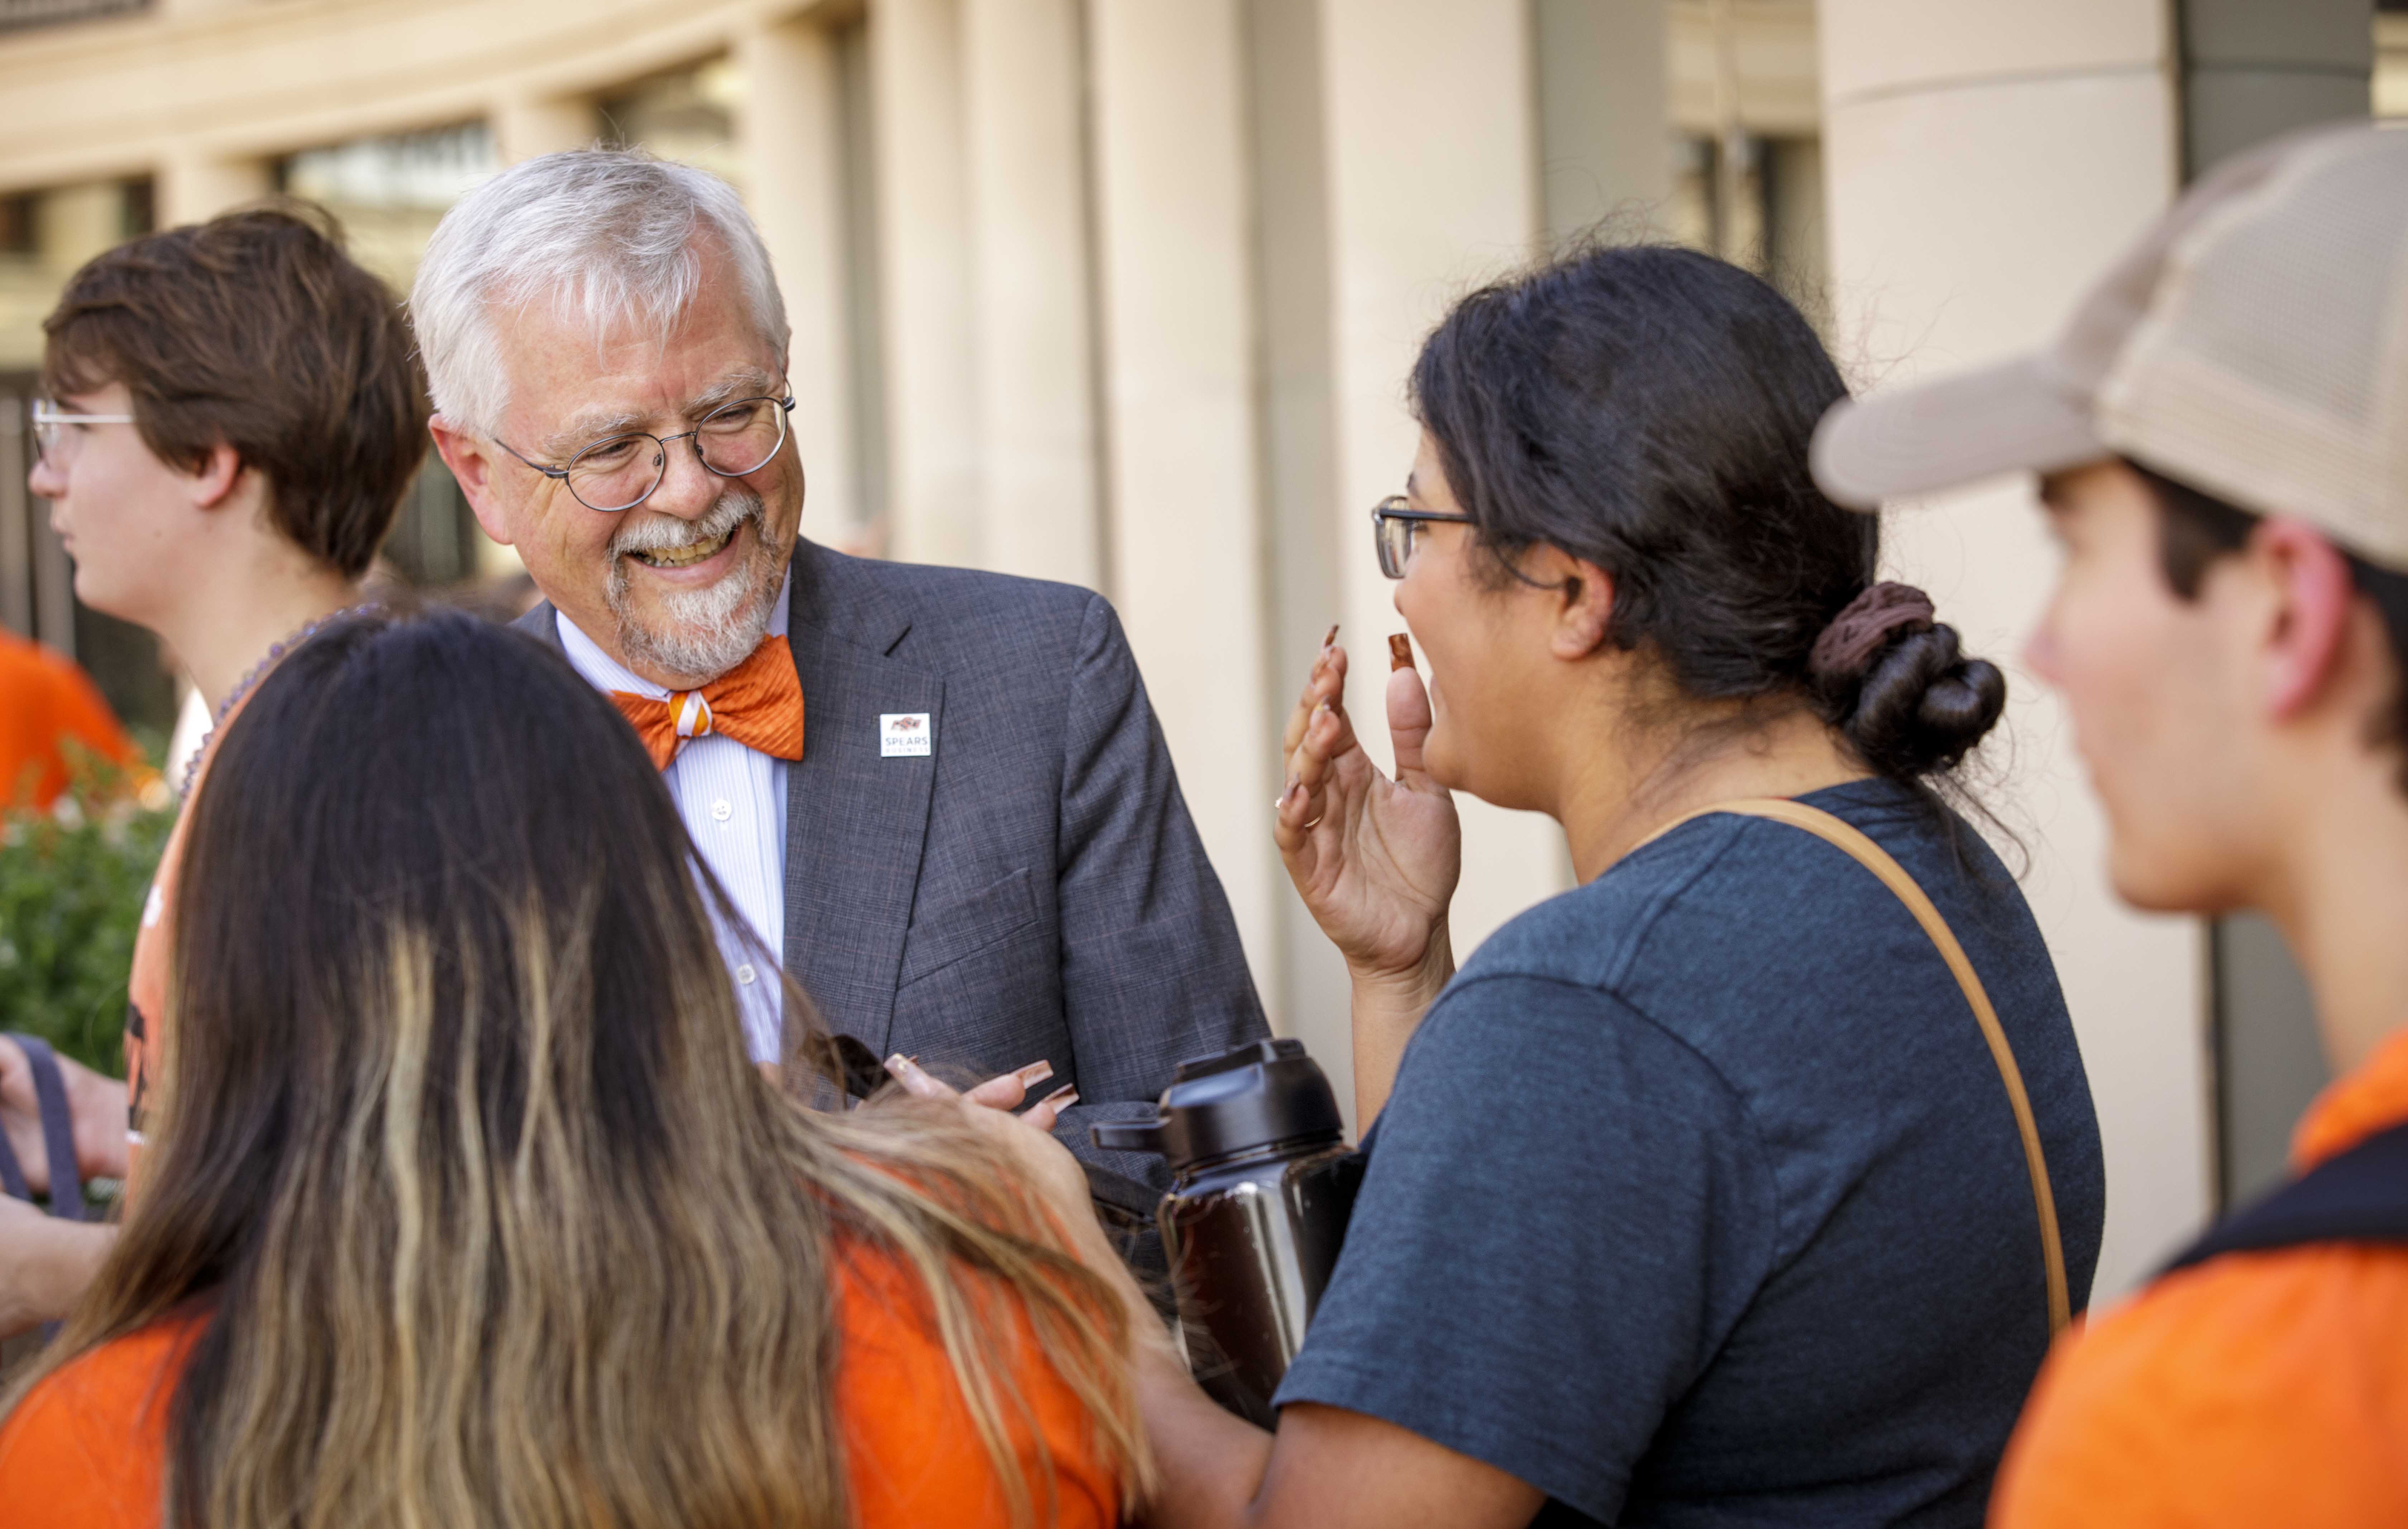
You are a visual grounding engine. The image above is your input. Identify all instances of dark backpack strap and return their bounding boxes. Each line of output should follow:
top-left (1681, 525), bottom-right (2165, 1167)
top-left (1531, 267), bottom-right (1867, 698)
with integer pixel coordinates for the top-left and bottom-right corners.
top-left (8, 1035), bottom-right (89, 1223)
top-left (0, 1081), bottom-right (28, 1204)
top-left (2163, 1119), bottom-right (2408, 1276)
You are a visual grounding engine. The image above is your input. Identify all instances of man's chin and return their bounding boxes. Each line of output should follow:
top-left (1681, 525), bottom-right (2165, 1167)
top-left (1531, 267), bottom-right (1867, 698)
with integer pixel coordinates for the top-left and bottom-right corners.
top-left (614, 566), bottom-right (784, 680)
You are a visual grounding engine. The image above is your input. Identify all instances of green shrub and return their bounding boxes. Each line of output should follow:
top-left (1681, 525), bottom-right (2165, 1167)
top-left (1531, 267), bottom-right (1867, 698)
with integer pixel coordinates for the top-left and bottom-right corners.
top-left (0, 748), bottom-right (173, 1077)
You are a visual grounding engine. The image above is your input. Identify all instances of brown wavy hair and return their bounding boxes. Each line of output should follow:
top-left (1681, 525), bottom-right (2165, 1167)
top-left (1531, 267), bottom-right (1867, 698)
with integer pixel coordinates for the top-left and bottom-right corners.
top-left (6, 608), bottom-right (1146, 1527)
top-left (42, 203), bottom-right (428, 579)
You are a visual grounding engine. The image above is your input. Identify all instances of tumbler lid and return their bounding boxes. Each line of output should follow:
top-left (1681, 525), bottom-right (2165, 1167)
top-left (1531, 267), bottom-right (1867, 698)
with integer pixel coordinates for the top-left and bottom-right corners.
top-left (1089, 1038), bottom-right (1343, 1171)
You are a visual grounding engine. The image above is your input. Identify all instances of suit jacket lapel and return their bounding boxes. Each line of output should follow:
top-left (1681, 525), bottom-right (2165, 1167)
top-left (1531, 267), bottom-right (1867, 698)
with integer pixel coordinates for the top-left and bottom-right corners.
top-left (779, 539), bottom-right (941, 1059)
top-left (512, 600), bottom-right (565, 653)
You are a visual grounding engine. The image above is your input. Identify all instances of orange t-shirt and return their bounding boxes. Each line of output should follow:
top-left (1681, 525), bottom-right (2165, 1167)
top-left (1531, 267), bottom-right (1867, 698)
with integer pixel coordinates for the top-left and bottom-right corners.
top-left (1988, 1027), bottom-right (2408, 1526)
top-left (0, 1240), bottom-right (1121, 1528)
top-left (0, 628), bottom-right (137, 811)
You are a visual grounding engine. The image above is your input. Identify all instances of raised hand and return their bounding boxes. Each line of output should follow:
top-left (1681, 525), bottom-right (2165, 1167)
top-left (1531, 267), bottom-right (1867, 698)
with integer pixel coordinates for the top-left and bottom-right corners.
top-left (1272, 634), bottom-right (1461, 988)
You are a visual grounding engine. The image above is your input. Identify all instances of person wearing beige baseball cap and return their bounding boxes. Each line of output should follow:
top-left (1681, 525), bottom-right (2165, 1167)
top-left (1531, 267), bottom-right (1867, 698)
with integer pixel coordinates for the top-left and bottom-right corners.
top-left (1814, 120), bottom-right (2408, 1526)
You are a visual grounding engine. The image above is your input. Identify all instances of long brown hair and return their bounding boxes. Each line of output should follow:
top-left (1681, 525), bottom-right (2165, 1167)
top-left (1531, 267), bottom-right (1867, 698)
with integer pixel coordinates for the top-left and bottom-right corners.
top-left (10, 608), bottom-right (1145, 1526)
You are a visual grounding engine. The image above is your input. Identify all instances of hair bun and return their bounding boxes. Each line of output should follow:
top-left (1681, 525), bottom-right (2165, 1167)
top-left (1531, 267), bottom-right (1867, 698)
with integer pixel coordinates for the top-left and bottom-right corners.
top-left (1824, 621), bottom-right (2007, 777)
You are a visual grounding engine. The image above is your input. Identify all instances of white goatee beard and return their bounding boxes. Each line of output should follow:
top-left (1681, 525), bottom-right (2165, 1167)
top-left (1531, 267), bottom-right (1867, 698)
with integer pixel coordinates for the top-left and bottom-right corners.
top-left (606, 490), bottom-right (786, 681)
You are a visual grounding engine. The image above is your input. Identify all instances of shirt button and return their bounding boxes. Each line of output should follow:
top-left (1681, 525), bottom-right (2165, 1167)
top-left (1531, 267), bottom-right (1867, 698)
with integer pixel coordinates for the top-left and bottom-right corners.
top-left (711, 798), bottom-right (733, 823)
top-left (736, 963), bottom-right (758, 986)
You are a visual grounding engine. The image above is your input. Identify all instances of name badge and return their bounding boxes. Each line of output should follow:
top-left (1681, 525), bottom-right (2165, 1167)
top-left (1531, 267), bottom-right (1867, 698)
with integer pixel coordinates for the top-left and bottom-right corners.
top-left (880, 713), bottom-right (932, 758)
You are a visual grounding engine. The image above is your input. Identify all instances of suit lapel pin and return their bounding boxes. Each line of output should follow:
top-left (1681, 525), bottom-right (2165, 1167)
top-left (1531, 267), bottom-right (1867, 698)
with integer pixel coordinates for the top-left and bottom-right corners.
top-left (880, 713), bottom-right (932, 758)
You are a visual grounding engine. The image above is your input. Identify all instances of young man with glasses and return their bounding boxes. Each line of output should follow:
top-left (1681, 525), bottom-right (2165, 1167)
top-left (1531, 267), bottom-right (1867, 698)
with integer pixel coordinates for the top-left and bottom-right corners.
top-left (1813, 122), bottom-right (2408, 1523)
top-left (10, 204), bottom-right (428, 1327)
top-left (417, 149), bottom-right (1265, 1173)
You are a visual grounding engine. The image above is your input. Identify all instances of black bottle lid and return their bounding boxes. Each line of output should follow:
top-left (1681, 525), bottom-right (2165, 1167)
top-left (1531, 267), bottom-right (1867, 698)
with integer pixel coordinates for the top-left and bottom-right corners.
top-left (1090, 1038), bottom-right (1344, 1172)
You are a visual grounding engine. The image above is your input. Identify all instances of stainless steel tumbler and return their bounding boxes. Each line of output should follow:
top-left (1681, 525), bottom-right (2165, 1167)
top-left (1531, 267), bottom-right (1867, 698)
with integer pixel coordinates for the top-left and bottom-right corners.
top-left (1093, 1038), bottom-right (1363, 1425)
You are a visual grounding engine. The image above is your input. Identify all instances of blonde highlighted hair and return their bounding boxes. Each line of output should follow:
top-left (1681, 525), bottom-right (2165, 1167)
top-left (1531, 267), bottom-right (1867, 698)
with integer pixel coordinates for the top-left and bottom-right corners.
top-left (6, 609), bottom-right (1147, 1527)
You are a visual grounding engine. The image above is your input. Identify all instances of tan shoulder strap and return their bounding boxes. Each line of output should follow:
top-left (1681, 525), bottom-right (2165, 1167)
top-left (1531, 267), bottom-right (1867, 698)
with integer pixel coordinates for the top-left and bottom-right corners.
top-left (1644, 797), bottom-right (2072, 1335)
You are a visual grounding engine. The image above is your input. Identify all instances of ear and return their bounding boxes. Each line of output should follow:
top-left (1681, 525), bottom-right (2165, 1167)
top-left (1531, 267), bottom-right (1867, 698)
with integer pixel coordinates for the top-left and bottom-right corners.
top-left (1532, 547), bottom-right (1616, 660)
top-left (430, 416), bottom-right (516, 548)
top-left (185, 443), bottom-right (244, 511)
top-left (2255, 517), bottom-right (2359, 720)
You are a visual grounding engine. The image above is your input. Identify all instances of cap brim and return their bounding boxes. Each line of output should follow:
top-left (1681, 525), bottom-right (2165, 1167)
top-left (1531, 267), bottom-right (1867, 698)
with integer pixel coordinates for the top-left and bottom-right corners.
top-left (1810, 354), bottom-right (2108, 510)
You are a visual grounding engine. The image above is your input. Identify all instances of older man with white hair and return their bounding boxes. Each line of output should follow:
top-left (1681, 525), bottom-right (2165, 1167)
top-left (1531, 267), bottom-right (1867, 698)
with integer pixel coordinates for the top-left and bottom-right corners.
top-left (418, 148), bottom-right (1266, 1173)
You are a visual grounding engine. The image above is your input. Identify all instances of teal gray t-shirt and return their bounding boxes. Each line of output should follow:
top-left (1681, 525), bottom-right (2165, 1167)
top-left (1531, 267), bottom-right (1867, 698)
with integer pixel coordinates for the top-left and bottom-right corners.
top-left (1273, 780), bottom-right (2104, 1526)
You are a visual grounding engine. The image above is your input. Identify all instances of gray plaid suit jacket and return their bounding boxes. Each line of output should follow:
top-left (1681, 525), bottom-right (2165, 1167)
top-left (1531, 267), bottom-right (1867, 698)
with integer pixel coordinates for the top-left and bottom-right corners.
top-left (515, 536), bottom-right (1269, 1181)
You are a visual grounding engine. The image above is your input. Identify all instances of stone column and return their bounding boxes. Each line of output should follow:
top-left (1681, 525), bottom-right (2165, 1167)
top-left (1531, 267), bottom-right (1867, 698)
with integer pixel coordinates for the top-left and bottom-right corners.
top-left (1318, 0), bottom-right (1570, 1000)
top-left (1087, 0), bottom-right (1278, 1014)
top-left (157, 150), bottom-right (272, 228)
top-left (735, 16), bottom-right (860, 540)
top-left (1818, 0), bottom-right (2199, 1295)
top-left (868, 0), bottom-right (981, 567)
top-left (1533, 0), bottom-right (1672, 245)
top-left (491, 93), bottom-right (598, 166)
top-left (962, 0), bottom-right (1102, 587)
top-left (36, 182), bottom-right (122, 275)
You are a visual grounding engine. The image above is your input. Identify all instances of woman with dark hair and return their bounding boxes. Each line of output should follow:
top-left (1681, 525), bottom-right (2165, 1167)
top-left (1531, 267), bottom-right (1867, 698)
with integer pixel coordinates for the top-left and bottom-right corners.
top-left (0, 610), bottom-right (1146, 1529)
top-left (904, 244), bottom-right (2107, 1528)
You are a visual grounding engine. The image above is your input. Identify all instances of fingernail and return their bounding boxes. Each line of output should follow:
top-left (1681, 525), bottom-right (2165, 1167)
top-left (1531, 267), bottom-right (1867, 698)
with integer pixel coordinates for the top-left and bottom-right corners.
top-left (1014, 1059), bottom-right (1055, 1088)
top-left (1389, 632), bottom-right (1415, 672)
top-left (885, 1053), bottom-right (923, 1081)
top-left (1312, 699), bottom-right (1329, 718)
top-left (1322, 623), bottom-right (1339, 650)
top-left (1037, 1084), bottom-right (1079, 1109)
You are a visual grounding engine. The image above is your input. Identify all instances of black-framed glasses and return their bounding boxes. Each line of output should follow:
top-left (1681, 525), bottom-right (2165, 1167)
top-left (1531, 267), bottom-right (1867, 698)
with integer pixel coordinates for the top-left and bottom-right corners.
top-left (499, 392), bottom-right (798, 513)
top-left (1371, 495), bottom-right (1475, 579)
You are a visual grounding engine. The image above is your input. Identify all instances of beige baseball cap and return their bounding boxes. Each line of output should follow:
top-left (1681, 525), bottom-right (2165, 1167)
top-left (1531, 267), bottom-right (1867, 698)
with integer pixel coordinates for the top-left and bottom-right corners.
top-left (1812, 120), bottom-right (2408, 572)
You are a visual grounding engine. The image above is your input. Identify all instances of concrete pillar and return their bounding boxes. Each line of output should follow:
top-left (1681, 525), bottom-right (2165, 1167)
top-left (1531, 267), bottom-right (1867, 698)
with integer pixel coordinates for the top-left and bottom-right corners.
top-left (491, 93), bottom-right (598, 166)
top-left (1319, 0), bottom-right (1570, 999)
top-left (1533, 0), bottom-right (1673, 245)
top-left (1087, 0), bottom-right (1279, 1016)
top-left (869, 0), bottom-right (981, 568)
top-left (1245, 0), bottom-right (1350, 1059)
top-left (37, 183), bottom-right (123, 275)
top-left (735, 17), bottom-right (860, 543)
top-left (961, 0), bottom-right (1102, 588)
top-left (157, 151), bottom-right (271, 227)
top-left (1818, 0), bottom-right (2201, 1295)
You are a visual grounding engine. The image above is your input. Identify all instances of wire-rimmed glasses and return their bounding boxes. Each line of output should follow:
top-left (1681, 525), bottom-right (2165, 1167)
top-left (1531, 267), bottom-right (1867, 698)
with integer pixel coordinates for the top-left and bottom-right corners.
top-left (500, 392), bottom-right (798, 513)
top-left (1371, 495), bottom-right (1476, 579)
top-left (30, 400), bottom-right (137, 470)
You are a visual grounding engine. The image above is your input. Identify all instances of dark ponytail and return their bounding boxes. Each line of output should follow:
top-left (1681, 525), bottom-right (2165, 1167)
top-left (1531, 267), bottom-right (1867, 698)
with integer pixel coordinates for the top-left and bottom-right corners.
top-left (1409, 242), bottom-right (2007, 793)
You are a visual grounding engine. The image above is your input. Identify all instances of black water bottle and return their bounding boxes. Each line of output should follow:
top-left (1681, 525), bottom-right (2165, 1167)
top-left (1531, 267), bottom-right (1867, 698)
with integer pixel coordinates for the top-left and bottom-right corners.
top-left (1093, 1038), bottom-right (1363, 1425)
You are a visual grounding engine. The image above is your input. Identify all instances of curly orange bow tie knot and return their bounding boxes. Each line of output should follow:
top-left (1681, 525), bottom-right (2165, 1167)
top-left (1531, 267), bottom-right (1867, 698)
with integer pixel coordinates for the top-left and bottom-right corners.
top-left (608, 634), bottom-right (805, 770)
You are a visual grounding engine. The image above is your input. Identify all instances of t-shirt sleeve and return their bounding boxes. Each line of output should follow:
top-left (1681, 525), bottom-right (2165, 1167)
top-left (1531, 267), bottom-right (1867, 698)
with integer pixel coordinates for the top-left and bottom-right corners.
top-left (1989, 1251), bottom-right (2408, 1528)
top-left (1273, 973), bottom-right (1779, 1523)
top-left (0, 1337), bottom-right (179, 1529)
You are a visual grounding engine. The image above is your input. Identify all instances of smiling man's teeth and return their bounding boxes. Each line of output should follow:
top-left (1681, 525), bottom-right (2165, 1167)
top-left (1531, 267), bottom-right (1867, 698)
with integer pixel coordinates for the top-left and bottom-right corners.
top-left (632, 526), bottom-right (735, 568)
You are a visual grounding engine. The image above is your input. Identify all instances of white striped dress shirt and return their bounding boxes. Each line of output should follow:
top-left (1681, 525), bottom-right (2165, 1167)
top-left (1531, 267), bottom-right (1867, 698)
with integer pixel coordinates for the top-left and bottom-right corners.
top-left (556, 571), bottom-right (792, 1062)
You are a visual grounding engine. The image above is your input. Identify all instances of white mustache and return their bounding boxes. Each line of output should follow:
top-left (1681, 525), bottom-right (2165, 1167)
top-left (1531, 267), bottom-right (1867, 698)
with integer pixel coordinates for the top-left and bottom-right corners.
top-left (608, 490), bottom-right (761, 556)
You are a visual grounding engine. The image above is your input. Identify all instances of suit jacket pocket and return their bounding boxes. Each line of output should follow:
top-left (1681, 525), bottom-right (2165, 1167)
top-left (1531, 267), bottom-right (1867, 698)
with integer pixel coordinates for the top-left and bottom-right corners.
top-left (898, 868), bottom-right (1040, 988)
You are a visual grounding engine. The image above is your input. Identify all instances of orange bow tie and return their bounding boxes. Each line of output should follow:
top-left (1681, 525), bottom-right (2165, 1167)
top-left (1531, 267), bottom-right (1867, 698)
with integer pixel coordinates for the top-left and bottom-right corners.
top-left (608, 634), bottom-right (805, 771)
